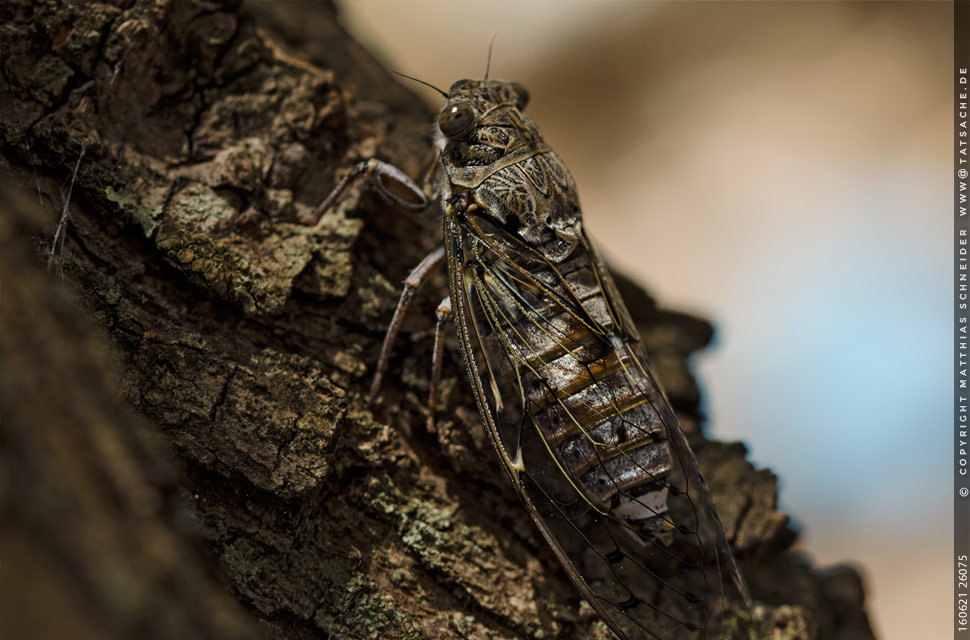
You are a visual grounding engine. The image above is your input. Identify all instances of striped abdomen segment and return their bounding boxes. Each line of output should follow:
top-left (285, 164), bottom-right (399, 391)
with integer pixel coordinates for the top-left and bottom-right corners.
top-left (491, 254), bottom-right (674, 526)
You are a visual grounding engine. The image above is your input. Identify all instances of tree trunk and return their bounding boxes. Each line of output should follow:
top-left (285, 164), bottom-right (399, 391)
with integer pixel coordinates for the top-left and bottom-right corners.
top-left (0, 1), bottom-right (875, 638)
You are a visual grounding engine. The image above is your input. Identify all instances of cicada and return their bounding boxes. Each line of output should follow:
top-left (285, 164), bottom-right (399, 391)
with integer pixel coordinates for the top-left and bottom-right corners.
top-left (313, 70), bottom-right (751, 639)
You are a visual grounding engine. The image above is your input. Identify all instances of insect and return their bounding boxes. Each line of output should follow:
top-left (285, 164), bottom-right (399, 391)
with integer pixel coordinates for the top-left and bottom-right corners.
top-left (311, 64), bottom-right (752, 639)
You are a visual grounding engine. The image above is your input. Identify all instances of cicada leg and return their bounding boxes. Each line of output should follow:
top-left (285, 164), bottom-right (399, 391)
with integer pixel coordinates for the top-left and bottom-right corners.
top-left (306, 158), bottom-right (430, 226)
top-left (368, 246), bottom-right (445, 401)
top-left (427, 296), bottom-right (452, 431)
top-left (307, 155), bottom-right (446, 408)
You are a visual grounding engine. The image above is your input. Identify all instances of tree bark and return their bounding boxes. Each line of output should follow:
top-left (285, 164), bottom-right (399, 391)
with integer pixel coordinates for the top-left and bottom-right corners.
top-left (0, 1), bottom-right (875, 638)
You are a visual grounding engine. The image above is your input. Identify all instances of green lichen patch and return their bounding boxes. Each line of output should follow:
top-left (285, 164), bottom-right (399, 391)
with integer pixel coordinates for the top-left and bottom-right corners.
top-left (43, 1), bottom-right (121, 76)
top-left (318, 575), bottom-right (423, 640)
top-left (721, 604), bottom-right (813, 640)
top-left (156, 182), bottom-right (310, 316)
top-left (156, 181), bottom-right (365, 315)
top-left (104, 183), bottom-right (166, 237)
top-left (165, 181), bottom-right (237, 231)
top-left (360, 473), bottom-right (548, 637)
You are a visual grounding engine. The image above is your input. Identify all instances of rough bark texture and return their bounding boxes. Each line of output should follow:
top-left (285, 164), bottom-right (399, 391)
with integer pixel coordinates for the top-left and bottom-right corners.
top-left (0, 1), bottom-right (875, 639)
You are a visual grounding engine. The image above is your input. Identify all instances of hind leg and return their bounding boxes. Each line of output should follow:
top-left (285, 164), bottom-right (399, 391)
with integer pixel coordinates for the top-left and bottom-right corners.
top-left (426, 296), bottom-right (452, 430)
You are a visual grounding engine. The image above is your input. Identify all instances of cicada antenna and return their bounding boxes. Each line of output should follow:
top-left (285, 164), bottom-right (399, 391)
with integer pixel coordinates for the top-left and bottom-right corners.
top-left (483, 32), bottom-right (499, 79)
top-left (393, 70), bottom-right (448, 98)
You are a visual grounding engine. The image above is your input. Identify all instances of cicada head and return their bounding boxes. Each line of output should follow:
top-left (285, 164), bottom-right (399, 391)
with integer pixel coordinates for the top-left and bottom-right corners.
top-left (435, 79), bottom-right (583, 263)
top-left (434, 79), bottom-right (538, 151)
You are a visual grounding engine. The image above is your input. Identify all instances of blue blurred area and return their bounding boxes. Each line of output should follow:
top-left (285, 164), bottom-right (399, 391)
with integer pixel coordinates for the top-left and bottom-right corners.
top-left (700, 170), bottom-right (949, 528)
top-left (713, 220), bottom-right (947, 521)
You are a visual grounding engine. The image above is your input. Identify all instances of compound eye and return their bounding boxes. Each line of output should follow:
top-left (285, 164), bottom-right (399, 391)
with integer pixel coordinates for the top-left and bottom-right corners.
top-left (438, 102), bottom-right (477, 137)
top-left (509, 81), bottom-right (530, 110)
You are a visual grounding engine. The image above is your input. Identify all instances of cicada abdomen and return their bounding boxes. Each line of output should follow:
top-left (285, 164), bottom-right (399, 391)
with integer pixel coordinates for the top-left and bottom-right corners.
top-left (435, 79), bottom-right (750, 639)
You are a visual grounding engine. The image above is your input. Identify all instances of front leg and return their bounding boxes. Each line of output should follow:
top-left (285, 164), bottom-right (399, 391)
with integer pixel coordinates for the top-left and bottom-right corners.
top-left (306, 158), bottom-right (430, 226)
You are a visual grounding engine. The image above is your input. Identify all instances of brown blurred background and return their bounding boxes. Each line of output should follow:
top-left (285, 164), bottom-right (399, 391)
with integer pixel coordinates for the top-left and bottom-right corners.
top-left (336, 1), bottom-right (952, 638)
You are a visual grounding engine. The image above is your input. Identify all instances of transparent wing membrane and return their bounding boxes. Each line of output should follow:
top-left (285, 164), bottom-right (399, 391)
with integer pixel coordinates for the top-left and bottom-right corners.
top-left (447, 210), bottom-right (745, 639)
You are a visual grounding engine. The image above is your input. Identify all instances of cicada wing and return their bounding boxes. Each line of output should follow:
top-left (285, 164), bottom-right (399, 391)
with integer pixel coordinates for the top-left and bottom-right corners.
top-left (445, 211), bottom-right (747, 639)
top-left (583, 231), bottom-right (753, 613)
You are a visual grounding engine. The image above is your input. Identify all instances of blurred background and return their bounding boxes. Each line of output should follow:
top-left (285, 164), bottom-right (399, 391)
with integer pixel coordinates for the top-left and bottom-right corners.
top-left (336, 1), bottom-right (951, 638)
